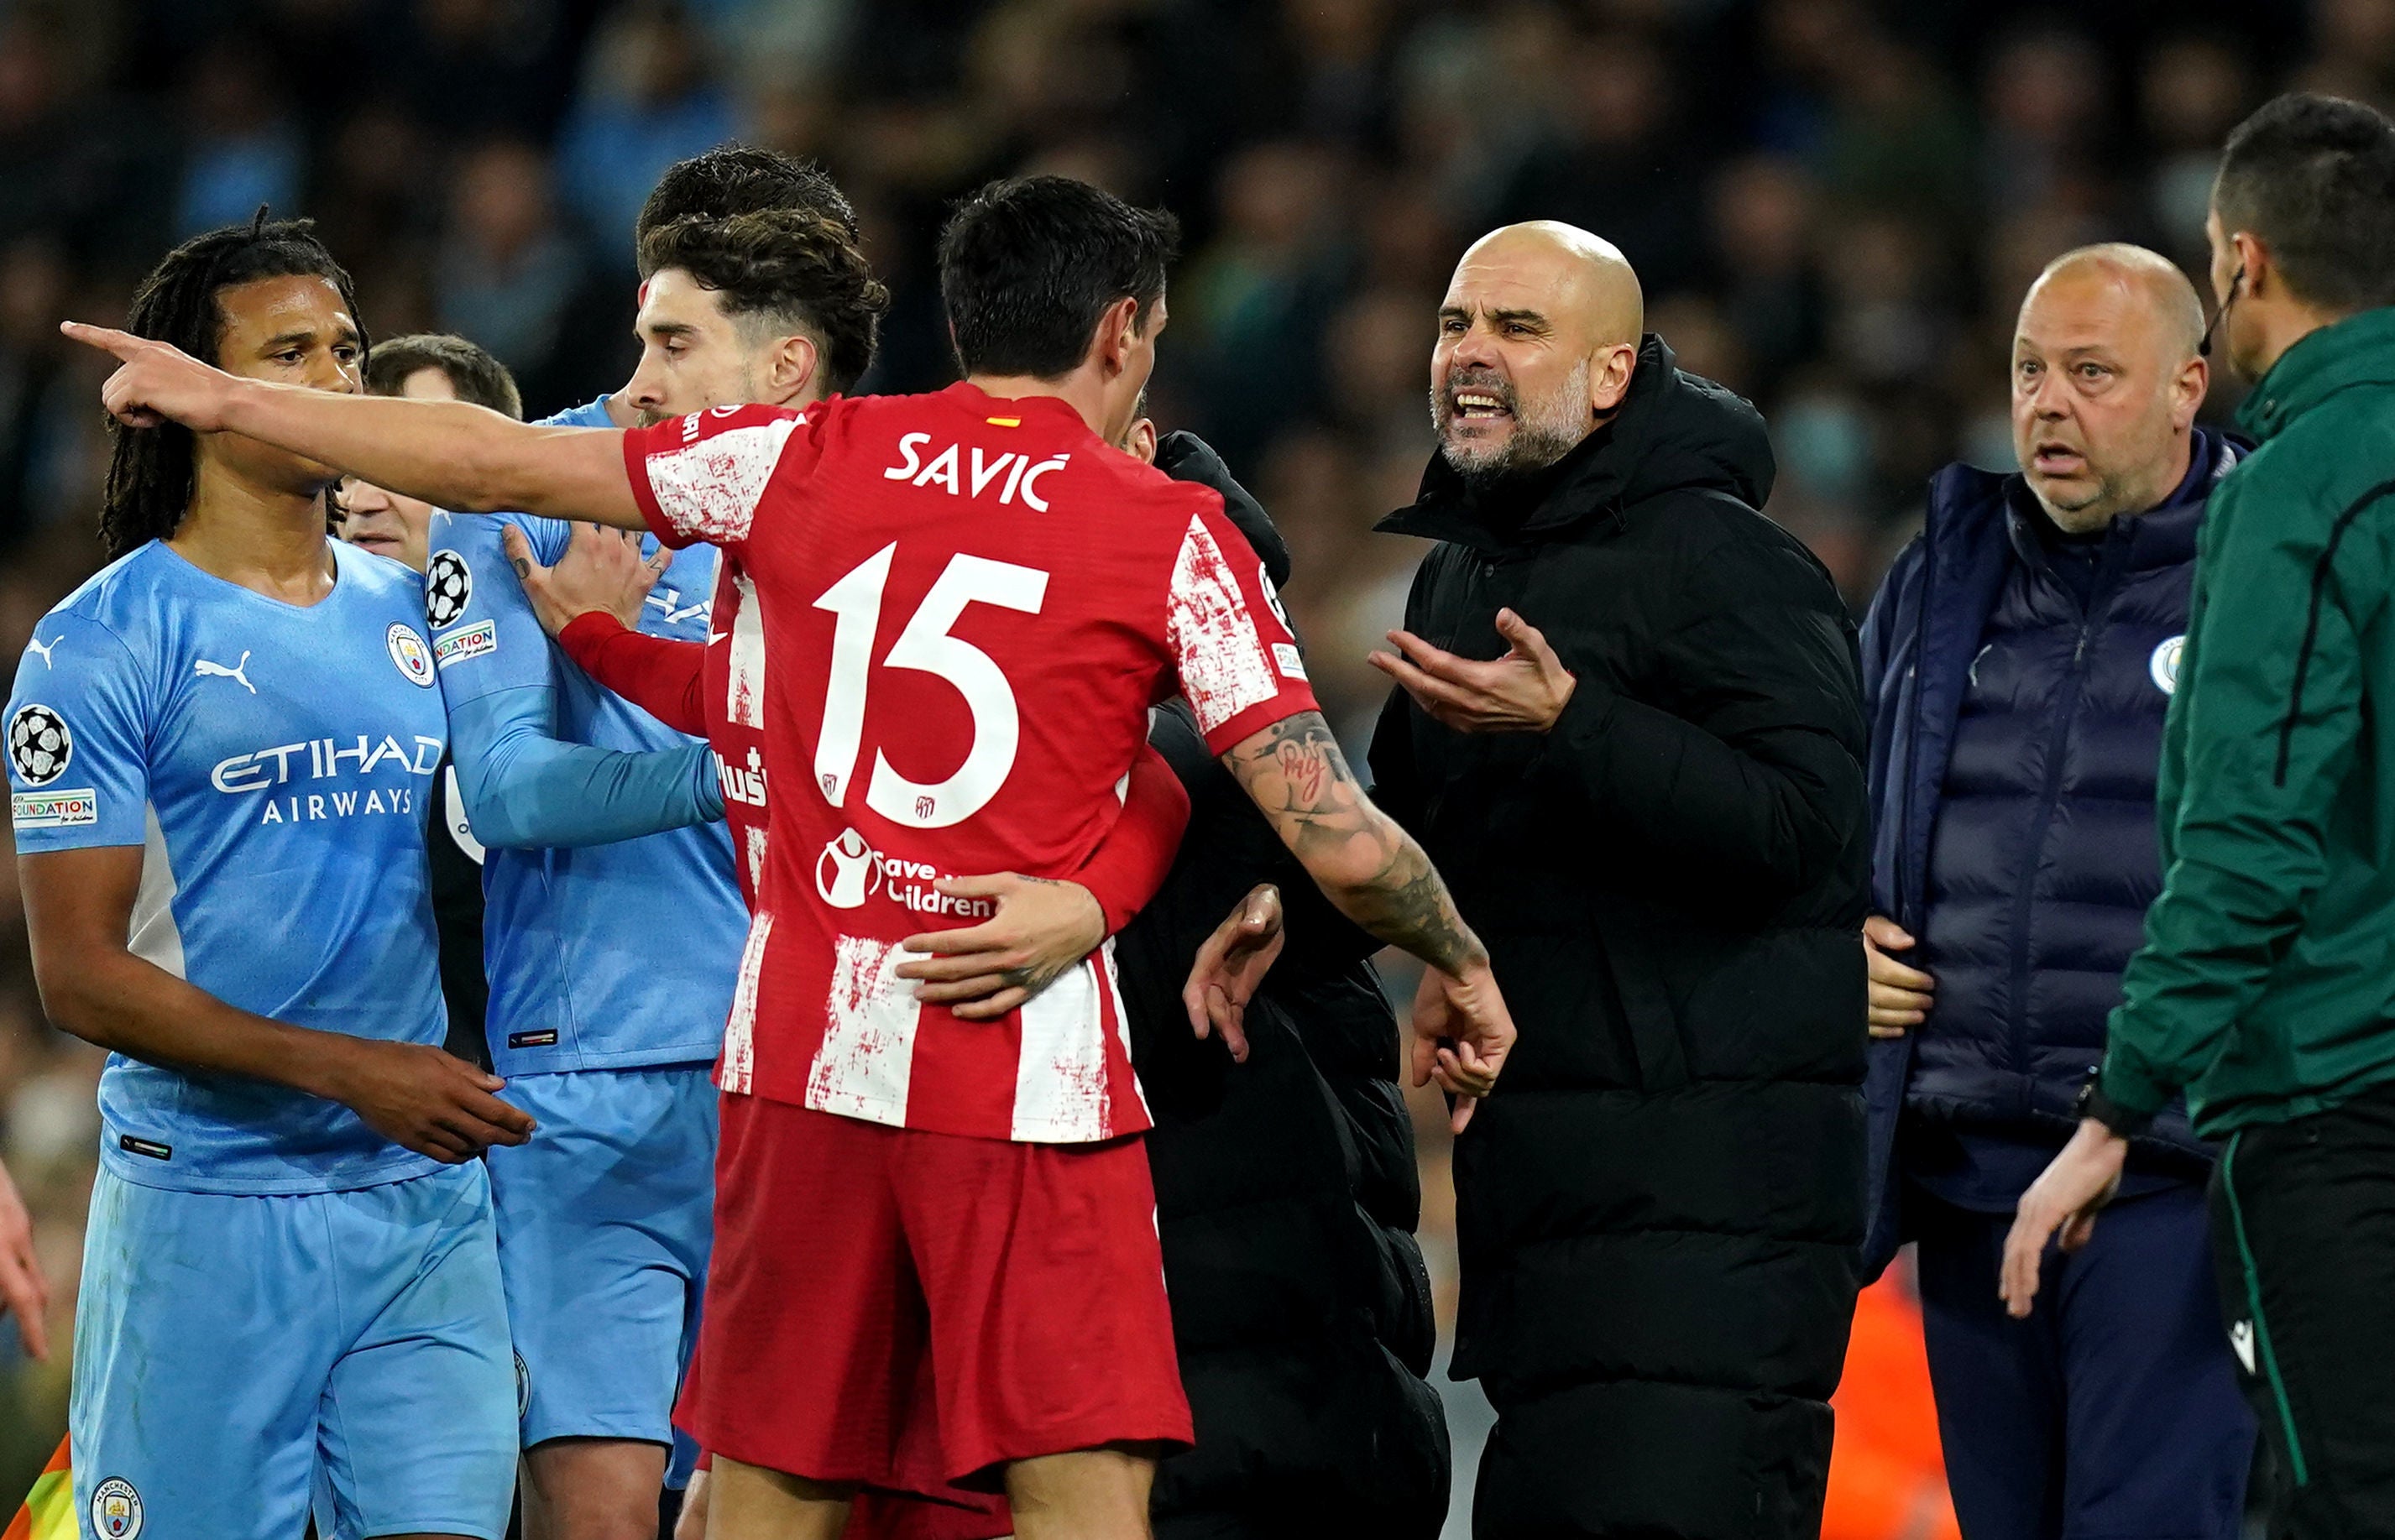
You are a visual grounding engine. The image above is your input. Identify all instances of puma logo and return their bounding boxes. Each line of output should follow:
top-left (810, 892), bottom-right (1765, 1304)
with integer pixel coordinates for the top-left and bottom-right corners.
top-left (24, 635), bottom-right (60, 669)
top-left (194, 651), bottom-right (256, 693)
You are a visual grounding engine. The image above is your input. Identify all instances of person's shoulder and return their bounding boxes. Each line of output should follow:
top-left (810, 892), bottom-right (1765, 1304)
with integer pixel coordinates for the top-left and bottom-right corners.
top-left (1638, 488), bottom-right (1846, 610)
top-left (332, 539), bottom-right (431, 606)
top-left (48, 544), bottom-right (175, 645)
top-left (2224, 412), bottom-right (2392, 530)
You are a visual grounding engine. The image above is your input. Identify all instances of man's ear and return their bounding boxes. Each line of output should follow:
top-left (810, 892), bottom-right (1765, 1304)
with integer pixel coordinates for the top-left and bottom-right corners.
top-left (1590, 342), bottom-right (1638, 415)
top-left (764, 331), bottom-right (822, 405)
top-left (2173, 352), bottom-right (2209, 428)
top-left (2232, 230), bottom-right (2272, 302)
top-left (1091, 295), bottom-right (1143, 378)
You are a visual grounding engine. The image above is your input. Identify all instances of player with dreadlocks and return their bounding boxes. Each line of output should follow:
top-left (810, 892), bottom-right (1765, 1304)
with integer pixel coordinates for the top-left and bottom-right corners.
top-left (7, 214), bottom-right (527, 1540)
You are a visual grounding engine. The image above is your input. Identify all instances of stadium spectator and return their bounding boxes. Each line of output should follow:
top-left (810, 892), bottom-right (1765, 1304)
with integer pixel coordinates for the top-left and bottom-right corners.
top-left (557, 3), bottom-right (736, 261)
top-left (1367, 221), bottom-right (1868, 1537)
top-left (1859, 243), bottom-right (2256, 1540)
top-left (2004, 93), bottom-right (2395, 1540)
top-left (434, 138), bottom-right (588, 404)
top-left (172, 39), bottom-right (304, 239)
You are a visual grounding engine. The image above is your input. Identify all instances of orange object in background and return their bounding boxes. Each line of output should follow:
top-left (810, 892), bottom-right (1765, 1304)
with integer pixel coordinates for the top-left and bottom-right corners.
top-left (1824, 1266), bottom-right (1964, 1540)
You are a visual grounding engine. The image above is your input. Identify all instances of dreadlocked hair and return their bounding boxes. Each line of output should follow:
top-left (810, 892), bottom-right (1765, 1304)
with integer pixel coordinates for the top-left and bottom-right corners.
top-left (99, 211), bottom-right (368, 562)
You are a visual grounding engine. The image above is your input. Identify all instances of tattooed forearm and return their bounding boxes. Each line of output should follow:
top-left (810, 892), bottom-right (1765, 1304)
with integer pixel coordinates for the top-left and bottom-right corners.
top-left (1223, 711), bottom-right (1487, 974)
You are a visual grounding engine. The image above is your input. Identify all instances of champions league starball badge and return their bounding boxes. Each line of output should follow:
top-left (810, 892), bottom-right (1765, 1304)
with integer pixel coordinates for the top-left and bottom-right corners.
top-left (8, 703), bottom-right (71, 786)
top-left (425, 549), bottom-right (474, 629)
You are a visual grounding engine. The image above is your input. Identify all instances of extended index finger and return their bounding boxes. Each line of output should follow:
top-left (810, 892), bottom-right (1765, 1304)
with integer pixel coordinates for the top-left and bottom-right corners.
top-left (60, 321), bottom-right (145, 361)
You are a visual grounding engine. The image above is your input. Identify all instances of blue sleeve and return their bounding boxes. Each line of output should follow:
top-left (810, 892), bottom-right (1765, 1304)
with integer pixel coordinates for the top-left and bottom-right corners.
top-left (429, 511), bottom-right (723, 848)
top-left (7, 613), bottom-right (151, 851)
top-left (446, 685), bottom-right (723, 848)
top-left (424, 511), bottom-right (563, 706)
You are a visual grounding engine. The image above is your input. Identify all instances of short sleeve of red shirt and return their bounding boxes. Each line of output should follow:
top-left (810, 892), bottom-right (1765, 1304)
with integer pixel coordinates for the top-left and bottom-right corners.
top-left (1164, 496), bottom-right (1320, 754)
top-left (620, 402), bottom-right (811, 551)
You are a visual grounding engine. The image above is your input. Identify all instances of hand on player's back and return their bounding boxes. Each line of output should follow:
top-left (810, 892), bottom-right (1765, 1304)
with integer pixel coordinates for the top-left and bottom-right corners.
top-left (504, 521), bottom-right (672, 638)
top-left (323, 1039), bottom-right (536, 1162)
top-left (895, 874), bottom-right (1107, 1021)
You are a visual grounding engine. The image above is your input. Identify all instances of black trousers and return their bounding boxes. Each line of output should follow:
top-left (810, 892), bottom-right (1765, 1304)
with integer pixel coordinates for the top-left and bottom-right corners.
top-left (2209, 1082), bottom-right (2395, 1540)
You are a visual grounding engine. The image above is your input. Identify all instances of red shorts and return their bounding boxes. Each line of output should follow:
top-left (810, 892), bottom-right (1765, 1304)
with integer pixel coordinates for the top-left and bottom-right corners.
top-left (681, 1094), bottom-right (1191, 1495)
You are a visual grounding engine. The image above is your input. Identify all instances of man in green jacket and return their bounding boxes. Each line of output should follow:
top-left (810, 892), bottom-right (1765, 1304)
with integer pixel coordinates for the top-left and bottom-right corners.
top-left (2002, 92), bottom-right (2395, 1539)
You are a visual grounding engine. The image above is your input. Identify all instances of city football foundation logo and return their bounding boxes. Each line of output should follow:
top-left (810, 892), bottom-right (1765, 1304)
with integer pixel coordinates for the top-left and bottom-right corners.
top-left (2150, 634), bottom-right (2185, 696)
top-left (8, 703), bottom-right (71, 785)
top-left (818, 829), bottom-right (882, 908)
top-left (387, 623), bottom-right (437, 687)
top-left (91, 1476), bottom-right (144, 1538)
top-left (425, 549), bottom-right (473, 629)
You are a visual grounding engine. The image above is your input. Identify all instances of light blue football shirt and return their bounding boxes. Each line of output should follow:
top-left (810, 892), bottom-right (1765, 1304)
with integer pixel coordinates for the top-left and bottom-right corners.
top-left (6, 540), bottom-right (452, 1194)
top-left (431, 397), bottom-right (745, 1077)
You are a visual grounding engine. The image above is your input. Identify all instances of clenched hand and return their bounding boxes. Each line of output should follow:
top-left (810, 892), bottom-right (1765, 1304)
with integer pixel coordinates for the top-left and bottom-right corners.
top-left (1413, 963), bottom-right (1514, 1133)
top-left (1864, 915), bottom-right (1934, 1038)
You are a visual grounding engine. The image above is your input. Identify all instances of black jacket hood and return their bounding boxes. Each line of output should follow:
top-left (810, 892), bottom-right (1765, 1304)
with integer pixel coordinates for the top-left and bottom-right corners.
top-left (1154, 429), bottom-right (1292, 586)
top-left (1378, 333), bottom-right (1776, 546)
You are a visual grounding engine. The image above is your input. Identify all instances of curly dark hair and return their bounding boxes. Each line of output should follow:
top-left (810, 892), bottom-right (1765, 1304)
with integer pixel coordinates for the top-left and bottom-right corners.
top-left (637, 208), bottom-right (890, 394)
top-left (635, 144), bottom-right (858, 276)
top-left (100, 212), bottom-right (366, 561)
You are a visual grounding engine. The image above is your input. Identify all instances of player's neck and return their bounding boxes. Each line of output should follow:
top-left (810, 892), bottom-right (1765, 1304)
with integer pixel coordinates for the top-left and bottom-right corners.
top-left (966, 370), bottom-right (1110, 438)
top-left (174, 473), bottom-right (337, 607)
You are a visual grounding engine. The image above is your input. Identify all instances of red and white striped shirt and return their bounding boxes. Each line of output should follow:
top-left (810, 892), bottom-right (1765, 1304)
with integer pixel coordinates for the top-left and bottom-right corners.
top-left (622, 384), bottom-right (1317, 1143)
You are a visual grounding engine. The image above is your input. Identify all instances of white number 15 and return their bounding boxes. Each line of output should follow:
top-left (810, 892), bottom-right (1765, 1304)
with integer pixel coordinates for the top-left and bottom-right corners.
top-left (811, 543), bottom-right (1048, 829)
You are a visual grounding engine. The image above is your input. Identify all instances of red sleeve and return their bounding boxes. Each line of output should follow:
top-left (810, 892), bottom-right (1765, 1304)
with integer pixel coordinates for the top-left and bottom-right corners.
top-left (558, 612), bottom-right (710, 738)
top-left (1164, 496), bottom-right (1320, 754)
top-left (1072, 744), bottom-right (1191, 933)
top-left (620, 402), bottom-right (807, 551)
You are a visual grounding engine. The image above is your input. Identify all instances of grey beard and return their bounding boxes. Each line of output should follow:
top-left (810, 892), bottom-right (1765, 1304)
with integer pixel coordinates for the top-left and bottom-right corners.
top-left (1437, 415), bottom-right (1589, 489)
top-left (1430, 358), bottom-right (1594, 489)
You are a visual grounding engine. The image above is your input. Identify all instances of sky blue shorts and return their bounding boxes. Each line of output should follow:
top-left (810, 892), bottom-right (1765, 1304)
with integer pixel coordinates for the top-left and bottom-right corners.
top-left (486, 1063), bottom-right (717, 1484)
top-left (71, 1160), bottom-right (516, 1540)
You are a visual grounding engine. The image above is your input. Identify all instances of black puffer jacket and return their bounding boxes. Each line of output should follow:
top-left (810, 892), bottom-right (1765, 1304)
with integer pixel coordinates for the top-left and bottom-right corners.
top-left (1111, 433), bottom-right (1447, 1540)
top-left (1370, 338), bottom-right (1869, 1538)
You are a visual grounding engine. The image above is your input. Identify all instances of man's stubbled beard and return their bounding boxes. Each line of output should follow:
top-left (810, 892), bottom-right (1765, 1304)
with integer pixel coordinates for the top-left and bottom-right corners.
top-left (1430, 356), bottom-right (1593, 488)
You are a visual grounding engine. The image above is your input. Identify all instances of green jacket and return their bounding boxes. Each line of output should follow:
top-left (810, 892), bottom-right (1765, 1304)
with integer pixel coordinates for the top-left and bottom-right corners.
top-left (2104, 305), bottom-right (2395, 1135)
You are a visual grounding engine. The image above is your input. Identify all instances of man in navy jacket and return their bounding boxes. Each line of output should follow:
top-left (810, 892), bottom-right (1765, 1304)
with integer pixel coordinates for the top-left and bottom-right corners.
top-left (1859, 243), bottom-right (2255, 1540)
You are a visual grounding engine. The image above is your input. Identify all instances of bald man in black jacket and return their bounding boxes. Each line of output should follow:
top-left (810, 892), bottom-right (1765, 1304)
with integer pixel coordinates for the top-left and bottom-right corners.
top-left (1370, 224), bottom-right (1870, 1538)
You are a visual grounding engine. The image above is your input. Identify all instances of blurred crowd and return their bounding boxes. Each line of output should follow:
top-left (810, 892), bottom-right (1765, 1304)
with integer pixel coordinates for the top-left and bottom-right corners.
top-left (0, 0), bottom-right (2379, 1515)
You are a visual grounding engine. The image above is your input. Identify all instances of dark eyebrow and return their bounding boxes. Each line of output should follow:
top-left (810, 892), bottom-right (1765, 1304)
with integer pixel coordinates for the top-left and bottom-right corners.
top-left (1488, 308), bottom-right (1552, 332)
top-left (646, 321), bottom-right (698, 339)
top-left (259, 328), bottom-right (319, 351)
